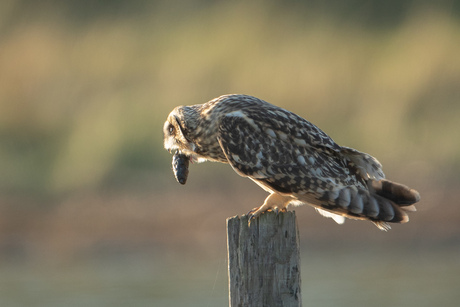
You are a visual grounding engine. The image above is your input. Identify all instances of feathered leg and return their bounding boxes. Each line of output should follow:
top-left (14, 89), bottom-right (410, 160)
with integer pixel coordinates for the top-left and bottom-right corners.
top-left (248, 193), bottom-right (291, 223)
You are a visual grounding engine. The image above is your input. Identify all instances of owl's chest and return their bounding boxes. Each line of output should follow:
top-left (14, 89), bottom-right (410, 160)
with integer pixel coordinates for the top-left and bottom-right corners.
top-left (193, 135), bottom-right (228, 163)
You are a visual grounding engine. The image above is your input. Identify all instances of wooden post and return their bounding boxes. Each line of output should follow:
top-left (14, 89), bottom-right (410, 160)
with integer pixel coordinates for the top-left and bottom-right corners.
top-left (227, 211), bottom-right (302, 307)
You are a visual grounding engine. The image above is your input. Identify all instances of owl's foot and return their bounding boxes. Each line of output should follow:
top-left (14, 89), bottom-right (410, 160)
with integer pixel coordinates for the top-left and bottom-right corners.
top-left (272, 207), bottom-right (288, 216)
top-left (247, 193), bottom-right (291, 226)
top-left (247, 206), bottom-right (287, 218)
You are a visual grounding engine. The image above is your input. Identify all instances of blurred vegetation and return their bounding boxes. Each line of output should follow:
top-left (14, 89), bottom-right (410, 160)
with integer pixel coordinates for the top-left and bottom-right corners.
top-left (0, 0), bottom-right (458, 200)
top-left (0, 0), bottom-right (459, 261)
top-left (0, 2), bottom-right (459, 305)
top-left (1, 0), bottom-right (459, 198)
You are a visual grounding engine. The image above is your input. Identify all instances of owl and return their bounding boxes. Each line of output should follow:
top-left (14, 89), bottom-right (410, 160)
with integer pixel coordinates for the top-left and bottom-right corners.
top-left (163, 94), bottom-right (420, 230)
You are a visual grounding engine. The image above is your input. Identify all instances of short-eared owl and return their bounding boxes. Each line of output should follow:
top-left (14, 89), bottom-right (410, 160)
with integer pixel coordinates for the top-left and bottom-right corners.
top-left (163, 94), bottom-right (420, 230)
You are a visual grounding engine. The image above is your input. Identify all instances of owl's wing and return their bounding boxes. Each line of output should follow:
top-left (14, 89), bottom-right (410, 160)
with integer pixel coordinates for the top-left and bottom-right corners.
top-left (217, 108), bottom-right (408, 230)
top-left (217, 110), bottom-right (358, 197)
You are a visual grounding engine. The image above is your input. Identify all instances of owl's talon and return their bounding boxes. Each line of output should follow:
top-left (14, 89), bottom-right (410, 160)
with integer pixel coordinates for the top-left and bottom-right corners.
top-left (247, 207), bottom-right (261, 226)
top-left (247, 207), bottom-right (258, 217)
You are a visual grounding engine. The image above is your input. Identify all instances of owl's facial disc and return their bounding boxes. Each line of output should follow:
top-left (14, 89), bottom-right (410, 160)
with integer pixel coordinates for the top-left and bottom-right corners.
top-left (163, 110), bottom-right (197, 155)
top-left (163, 120), bottom-right (179, 153)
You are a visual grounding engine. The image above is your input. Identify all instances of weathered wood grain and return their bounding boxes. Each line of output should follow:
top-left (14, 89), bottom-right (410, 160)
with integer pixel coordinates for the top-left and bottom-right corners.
top-left (227, 211), bottom-right (302, 307)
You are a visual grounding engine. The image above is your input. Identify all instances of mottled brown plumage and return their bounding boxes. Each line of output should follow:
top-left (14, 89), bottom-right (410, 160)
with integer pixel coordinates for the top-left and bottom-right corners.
top-left (163, 94), bottom-right (420, 230)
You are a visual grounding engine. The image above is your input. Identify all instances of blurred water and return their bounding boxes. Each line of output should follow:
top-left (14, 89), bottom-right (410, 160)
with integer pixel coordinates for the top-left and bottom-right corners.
top-left (0, 245), bottom-right (458, 307)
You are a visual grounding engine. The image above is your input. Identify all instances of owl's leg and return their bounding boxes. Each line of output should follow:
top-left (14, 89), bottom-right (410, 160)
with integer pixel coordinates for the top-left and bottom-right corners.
top-left (248, 193), bottom-right (292, 222)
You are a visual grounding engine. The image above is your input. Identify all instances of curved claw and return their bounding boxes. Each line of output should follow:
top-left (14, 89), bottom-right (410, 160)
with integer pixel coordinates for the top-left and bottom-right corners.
top-left (247, 207), bottom-right (262, 226)
top-left (247, 207), bottom-right (257, 216)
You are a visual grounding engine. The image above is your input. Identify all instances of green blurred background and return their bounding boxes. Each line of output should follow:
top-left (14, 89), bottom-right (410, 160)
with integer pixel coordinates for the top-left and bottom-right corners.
top-left (1, 0), bottom-right (460, 306)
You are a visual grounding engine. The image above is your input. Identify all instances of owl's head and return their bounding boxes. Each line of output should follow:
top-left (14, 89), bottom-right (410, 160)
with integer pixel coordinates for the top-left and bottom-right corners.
top-left (163, 106), bottom-right (199, 155)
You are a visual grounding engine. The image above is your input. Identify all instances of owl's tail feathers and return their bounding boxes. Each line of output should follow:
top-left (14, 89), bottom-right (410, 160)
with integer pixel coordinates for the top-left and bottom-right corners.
top-left (370, 179), bottom-right (420, 205)
top-left (367, 179), bottom-right (420, 230)
top-left (328, 179), bottom-right (420, 231)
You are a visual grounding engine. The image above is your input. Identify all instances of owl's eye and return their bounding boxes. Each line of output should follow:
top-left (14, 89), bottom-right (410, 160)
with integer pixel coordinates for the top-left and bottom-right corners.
top-left (168, 124), bottom-right (175, 134)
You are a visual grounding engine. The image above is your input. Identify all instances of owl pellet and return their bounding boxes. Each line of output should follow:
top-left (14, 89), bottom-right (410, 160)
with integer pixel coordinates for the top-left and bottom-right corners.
top-left (172, 152), bottom-right (189, 185)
